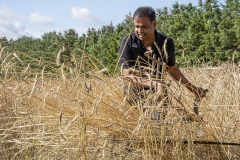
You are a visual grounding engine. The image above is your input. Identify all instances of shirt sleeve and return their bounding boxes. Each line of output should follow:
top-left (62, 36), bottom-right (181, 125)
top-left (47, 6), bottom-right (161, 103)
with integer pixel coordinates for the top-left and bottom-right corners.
top-left (166, 38), bottom-right (176, 66)
top-left (119, 35), bottom-right (135, 69)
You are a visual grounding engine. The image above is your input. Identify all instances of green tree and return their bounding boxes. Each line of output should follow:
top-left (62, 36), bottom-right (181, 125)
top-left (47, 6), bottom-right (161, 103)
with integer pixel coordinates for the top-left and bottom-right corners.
top-left (156, 7), bottom-right (171, 35)
top-left (218, 0), bottom-right (240, 63)
top-left (199, 0), bottom-right (222, 64)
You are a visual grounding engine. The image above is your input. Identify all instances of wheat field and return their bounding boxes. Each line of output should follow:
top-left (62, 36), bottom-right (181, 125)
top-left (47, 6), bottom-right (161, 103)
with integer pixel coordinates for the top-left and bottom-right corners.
top-left (0, 45), bottom-right (240, 159)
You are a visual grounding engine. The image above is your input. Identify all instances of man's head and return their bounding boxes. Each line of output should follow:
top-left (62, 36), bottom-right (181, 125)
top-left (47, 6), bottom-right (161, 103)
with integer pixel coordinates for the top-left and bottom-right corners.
top-left (133, 6), bottom-right (156, 22)
top-left (133, 6), bottom-right (156, 42)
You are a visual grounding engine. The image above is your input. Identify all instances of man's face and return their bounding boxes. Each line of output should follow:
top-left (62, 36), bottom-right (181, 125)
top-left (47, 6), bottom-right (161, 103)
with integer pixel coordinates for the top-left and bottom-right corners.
top-left (133, 16), bottom-right (156, 41)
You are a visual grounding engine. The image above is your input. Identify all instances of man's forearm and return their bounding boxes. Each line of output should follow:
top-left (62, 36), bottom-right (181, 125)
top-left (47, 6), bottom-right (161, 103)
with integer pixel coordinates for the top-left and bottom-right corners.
top-left (167, 65), bottom-right (198, 94)
top-left (123, 75), bottom-right (153, 88)
top-left (122, 69), bottom-right (161, 90)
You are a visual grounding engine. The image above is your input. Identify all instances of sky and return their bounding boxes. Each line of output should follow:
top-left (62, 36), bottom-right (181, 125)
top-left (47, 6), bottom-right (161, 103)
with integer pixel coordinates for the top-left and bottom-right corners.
top-left (0, 0), bottom-right (226, 40)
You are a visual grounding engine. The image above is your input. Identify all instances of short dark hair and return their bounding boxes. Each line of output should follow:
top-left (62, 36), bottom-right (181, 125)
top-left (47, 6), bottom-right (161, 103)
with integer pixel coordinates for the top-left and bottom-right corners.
top-left (133, 6), bottom-right (156, 22)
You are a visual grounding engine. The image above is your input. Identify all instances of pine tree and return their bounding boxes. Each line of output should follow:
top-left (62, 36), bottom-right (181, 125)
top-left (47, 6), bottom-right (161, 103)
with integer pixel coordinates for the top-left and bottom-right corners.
top-left (219, 0), bottom-right (240, 63)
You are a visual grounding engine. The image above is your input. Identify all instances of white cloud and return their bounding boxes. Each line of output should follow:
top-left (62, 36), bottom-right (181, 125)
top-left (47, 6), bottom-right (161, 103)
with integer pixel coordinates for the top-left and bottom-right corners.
top-left (70, 7), bottom-right (106, 26)
top-left (0, 5), bottom-right (26, 39)
top-left (29, 13), bottom-right (55, 25)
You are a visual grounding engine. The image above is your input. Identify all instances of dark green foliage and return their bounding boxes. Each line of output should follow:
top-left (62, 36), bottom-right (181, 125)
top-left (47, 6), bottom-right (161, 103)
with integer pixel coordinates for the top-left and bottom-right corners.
top-left (0, 37), bottom-right (10, 47)
top-left (1, 0), bottom-right (240, 74)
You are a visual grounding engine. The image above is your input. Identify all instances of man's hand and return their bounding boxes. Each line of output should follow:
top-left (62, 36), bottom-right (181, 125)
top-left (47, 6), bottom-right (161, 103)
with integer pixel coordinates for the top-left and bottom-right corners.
top-left (195, 87), bottom-right (208, 101)
top-left (152, 81), bottom-right (162, 92)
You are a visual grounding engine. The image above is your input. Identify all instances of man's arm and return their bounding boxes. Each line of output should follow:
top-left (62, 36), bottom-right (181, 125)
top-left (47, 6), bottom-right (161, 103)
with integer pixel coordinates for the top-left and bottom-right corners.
top-left (167, 65), bottom-right (205, 98)
top-left (122, 68), bottom-right (162, 91)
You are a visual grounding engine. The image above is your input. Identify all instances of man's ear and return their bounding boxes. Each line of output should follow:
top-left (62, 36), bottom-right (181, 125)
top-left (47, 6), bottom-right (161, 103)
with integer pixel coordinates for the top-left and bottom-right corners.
top-left (153, 20), bottom-right (156, 28)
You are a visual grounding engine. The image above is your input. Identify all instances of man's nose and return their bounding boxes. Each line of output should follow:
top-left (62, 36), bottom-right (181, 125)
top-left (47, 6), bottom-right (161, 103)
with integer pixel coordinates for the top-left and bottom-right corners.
top-left (138, 27), bottom-right (143, 33)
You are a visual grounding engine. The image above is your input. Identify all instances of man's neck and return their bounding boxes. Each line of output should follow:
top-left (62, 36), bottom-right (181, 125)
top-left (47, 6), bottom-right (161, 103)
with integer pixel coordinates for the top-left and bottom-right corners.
top-left (141, 35), bottom-right (155, 49)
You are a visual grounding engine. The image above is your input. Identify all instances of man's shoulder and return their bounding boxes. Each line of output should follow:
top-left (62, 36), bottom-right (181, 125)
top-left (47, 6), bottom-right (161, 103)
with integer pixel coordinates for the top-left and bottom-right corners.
top-left (156, 31), bottom-right (167, 37)
top-left (122, 32), bottom-right (136, 40)
top-left (121, 32), bottom-right (138, 45)
top-left (155, 30), bottom-right (173, 44)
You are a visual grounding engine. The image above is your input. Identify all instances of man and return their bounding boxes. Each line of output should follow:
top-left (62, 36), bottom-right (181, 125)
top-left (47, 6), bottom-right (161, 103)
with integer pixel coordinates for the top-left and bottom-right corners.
top-left (119, 6), bottom-right (206, 109)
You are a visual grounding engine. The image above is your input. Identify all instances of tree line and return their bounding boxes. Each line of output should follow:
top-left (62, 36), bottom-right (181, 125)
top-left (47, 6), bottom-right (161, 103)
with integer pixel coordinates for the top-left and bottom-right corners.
top-left (0, 0), bottom-right (239, 74)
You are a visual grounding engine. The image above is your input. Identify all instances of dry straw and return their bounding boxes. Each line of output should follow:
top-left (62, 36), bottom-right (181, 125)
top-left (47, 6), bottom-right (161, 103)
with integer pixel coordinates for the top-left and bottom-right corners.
top-left (0, 43), bottom-right (240, 159)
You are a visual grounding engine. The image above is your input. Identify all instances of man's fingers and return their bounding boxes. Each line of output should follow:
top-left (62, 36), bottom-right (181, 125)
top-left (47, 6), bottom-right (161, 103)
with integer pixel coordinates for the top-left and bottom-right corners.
top-left (195, 88), bottom-right (208, 101)
top-left (203, 89), bottom-right (209, 93)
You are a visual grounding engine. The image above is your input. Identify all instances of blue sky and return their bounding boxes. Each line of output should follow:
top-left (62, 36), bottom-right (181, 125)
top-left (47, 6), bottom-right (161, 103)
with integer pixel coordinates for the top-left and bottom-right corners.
top-left (0, 0), bottom-right (225, 40)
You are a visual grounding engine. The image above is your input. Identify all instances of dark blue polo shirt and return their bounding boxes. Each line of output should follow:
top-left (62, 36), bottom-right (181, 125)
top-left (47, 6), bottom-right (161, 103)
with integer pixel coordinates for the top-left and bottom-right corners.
top-left (119, 30), bottom-right (176, 74)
